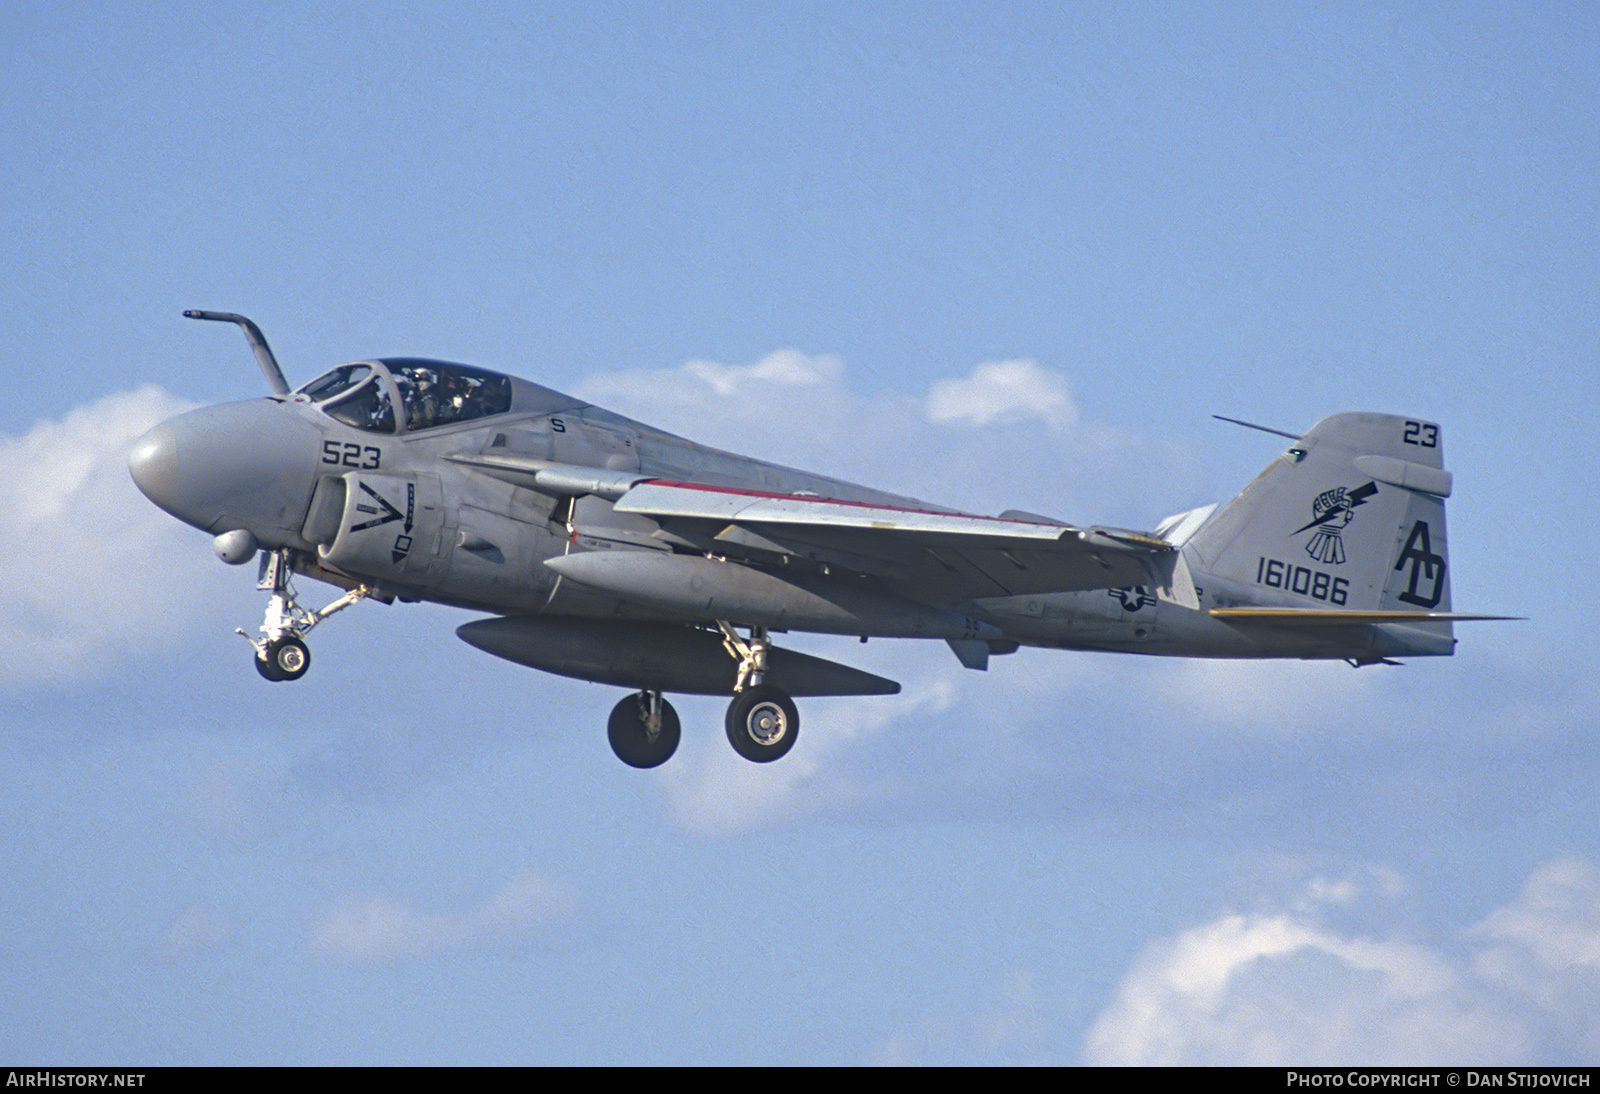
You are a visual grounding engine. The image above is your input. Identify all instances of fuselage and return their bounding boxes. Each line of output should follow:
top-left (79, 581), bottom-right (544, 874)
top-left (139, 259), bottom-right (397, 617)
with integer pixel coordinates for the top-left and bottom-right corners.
top-left (129, 356), bottom-right (1445, 668)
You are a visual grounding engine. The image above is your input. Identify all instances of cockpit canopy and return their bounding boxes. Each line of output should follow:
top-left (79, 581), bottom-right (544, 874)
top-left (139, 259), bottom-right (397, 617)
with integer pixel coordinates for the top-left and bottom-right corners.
top-left (296, 358), bottom-right (513, 434)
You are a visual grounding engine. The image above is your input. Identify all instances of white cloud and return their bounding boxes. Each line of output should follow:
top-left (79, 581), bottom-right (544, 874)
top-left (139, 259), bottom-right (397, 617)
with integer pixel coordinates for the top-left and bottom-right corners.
top-left (577, 348), bottom-right (843, 414)
top-left (0, 387), bottom-right (229, 689)
top-left (310, 869), bottom-right (580, 962)
top-left (1472, 860), bottom-right (1600, 1056)
top-left (1299, 864), bottom-right (1408, 912)
top-left (1093, 914), bottom-right (1475, 1064)
top-left (1475, 861), bottom-right (1600, 976)
top-left (1084, 861), bottom-right (1600, 1065)
top-left (684, 348), bottom-right (841, 396)
top-left (926, 358), bottom-right (1078, 430)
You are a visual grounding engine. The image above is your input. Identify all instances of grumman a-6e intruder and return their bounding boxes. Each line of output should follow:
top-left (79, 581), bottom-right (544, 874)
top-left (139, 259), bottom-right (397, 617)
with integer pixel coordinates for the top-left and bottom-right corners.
top-left (130, 312), bottom-right (1511, 768)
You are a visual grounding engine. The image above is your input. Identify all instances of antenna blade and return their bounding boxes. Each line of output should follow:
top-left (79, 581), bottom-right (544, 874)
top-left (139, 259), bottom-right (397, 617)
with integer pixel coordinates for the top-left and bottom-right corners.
top-left (1212, 414), bottom-right (1301, 441)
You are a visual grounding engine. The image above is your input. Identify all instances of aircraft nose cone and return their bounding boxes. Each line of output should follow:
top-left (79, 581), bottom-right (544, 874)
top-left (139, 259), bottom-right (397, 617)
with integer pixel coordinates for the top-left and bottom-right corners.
top-left (128, 420), bottom-right (184, 514)
top-left (128, 399), bottom-right (321, 540)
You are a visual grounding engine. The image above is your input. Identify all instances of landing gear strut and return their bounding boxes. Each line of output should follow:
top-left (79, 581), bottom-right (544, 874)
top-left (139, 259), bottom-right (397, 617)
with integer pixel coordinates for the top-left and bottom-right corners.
top-left (718, 623), bottom-right (799, 763)
top-left (607, 691), bottom-right (681, 768)
top-left (239, 550), bottom-right (371, 683)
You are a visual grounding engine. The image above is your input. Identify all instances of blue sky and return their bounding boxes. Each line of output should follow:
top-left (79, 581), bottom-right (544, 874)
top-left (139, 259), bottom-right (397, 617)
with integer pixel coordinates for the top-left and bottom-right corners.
top-left (3, 1), bottom-right (1597, 1065)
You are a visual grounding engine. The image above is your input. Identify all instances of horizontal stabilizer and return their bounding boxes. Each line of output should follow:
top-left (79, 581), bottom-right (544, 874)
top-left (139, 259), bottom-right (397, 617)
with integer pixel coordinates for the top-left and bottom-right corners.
top-left (1211, 608), bottom-right (1521, 626)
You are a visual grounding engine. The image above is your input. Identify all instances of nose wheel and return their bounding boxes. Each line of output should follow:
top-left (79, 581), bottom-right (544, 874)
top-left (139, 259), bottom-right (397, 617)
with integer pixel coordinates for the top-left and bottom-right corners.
top-left (255, 635), bottom-right (310, 681)
top-left (239, 550), bottom-right (371, 683)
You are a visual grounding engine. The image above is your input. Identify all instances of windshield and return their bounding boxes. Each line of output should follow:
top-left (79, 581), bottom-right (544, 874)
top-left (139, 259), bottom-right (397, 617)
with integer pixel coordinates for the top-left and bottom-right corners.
top-left (299, 359), bottom-right (513, 433)
top-left (297, 364), bottom-right (395, 433)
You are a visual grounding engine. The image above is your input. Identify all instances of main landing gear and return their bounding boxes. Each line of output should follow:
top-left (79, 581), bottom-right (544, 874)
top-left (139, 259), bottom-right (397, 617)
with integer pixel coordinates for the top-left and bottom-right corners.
top-left (608, 691), bottom-right (681, 768)
top-left (606, 623), bottom-right (800, 768)
top-left (240, 550), bottom-right (372, 683)
top-left (717, 623), bottom-right (799, 763)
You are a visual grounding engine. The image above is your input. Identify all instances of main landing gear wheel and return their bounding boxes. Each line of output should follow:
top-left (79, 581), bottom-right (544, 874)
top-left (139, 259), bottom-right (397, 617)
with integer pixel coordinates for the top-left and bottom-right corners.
top-left (608, 692), bottom-right (681, 769)
top-left (255, 636), bottom-right (310, 682)
top-left (725, 685), bottom-right (799, 763)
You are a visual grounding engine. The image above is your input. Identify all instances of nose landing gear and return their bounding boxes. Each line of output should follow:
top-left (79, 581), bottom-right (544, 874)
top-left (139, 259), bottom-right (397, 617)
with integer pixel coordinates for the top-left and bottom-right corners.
top-left (239, 550), bottom-right (372, 683)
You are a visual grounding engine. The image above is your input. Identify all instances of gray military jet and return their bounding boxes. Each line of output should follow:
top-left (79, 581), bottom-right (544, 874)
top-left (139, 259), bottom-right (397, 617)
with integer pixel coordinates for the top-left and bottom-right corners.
top-left (129, 312), bottom-right (1510, 768)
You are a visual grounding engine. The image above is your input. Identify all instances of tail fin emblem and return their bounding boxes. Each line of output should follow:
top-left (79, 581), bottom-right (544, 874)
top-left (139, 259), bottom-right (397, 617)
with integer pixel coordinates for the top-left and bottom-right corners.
top-left (1395, 520), bottom-right (1446, 608)
top-left (1292, 481), bottom-right (1378, 564)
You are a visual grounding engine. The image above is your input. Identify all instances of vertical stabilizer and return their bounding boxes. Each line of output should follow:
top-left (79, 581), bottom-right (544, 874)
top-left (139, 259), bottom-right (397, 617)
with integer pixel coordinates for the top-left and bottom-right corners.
top-left (1184, 413), bottom-right (1452, 614)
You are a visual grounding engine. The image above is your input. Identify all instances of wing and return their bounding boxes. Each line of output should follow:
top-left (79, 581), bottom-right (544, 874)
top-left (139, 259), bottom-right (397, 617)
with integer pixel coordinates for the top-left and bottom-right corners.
top-left (611, 480), bottom-right (1174, 601)
top-left (444, 451), bottom-right (1175, 601)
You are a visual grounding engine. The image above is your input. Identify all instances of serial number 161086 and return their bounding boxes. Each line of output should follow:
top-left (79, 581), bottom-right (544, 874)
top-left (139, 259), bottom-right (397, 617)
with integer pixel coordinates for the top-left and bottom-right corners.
top-left (1255, 557), bottom-right (1349, 605)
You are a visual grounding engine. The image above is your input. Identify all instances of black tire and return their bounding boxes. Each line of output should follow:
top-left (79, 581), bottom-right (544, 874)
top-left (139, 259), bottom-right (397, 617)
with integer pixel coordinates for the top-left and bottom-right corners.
top-left (263, 636), bottom-right (310, 682)
top-left (254, 651), bottom-right (286, 681)
top-left (724, 685), bottom-right (799, 763)
top-left (608, 693), bottom-right (681, 769)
